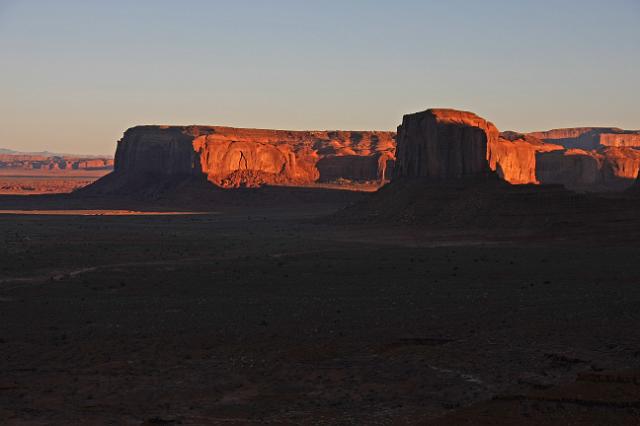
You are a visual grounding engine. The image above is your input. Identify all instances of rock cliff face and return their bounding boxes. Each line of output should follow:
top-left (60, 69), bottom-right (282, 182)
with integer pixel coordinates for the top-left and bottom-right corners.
top-left (536, 147), bottom-right (640, 191)
top-left (491, 133), bottom-right (563, 184)
top-left (600, 147), bottom-right (640, 185)
top-left (394, 109), bottom-right (563, 185)
top-left (599, 133), bottom-right (640, 148)
top-left (393, 109), bottom-right (640, 191)
top-left (105, 125), bottom-right (396, 190)
top-left (114, 126), bottom-right (200, 177)
top-left (394, 109), bottom-right (499, 180)
top-left (90, 114), bottom-right (640, 195)
top-left (529, 128), bottom-right (640, 150)
top-left (536, 149), bottom-right (603, 189)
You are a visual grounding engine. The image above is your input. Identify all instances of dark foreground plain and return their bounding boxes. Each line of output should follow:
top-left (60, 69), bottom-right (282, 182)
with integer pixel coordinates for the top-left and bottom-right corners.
top-left (2, 188), bottom-right (640, 425)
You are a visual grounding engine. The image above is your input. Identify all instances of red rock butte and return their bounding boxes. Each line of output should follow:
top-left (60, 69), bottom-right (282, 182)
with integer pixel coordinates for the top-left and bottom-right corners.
top-left (107, 125), bottom-right (396, 190)
top-left (393, 109), bottom-right (640, 191)
top-left (86, 111), bottom-right (640, 195)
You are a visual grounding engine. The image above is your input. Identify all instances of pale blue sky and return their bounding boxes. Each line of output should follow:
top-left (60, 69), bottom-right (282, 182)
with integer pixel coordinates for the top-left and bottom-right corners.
top-left (1, 0), bottom-right (638, 154)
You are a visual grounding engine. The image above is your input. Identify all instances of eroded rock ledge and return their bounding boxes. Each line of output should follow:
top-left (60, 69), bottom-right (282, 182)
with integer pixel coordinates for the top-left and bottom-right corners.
top-left (394, 109), bottom-right (564, 185)
top-left (88, 113), bottom-right (640, 195)
top-left (394, 109), bottom-right (640, 191)
top-left (110, 125), bottom-right (396, 189)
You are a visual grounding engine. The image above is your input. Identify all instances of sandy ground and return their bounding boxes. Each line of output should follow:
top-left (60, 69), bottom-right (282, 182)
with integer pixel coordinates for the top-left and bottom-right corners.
top-left (1, 192), bottom-right (640, 424)
top-left (0, 169), bottom-right (110, 194)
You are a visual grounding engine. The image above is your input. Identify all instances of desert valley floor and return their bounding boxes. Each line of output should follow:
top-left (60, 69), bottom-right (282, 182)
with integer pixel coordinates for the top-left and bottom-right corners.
top-left (2, 188), bottom-right (640, 425)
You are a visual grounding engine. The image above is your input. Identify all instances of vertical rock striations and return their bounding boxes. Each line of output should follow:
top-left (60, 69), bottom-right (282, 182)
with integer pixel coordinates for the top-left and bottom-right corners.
top-left (394, 109), bottom-right (563, 185)
top-left (85, 114), bottom-right (640, 195)
top-left (490, 133), bottom-right (563, 184)
top-left (91, 125), bottom-right (396, 193)
top-left (536, 147), bottom-right (640, 191)
top-left (394, 109), bottom-right (498, 180)
top-left (114, 126), bottom-right (200, 177)
top-left (393, 109), bottom-right (640, 191)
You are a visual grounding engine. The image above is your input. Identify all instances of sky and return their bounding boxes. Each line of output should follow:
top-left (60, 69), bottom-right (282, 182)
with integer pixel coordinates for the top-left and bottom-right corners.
top-left (1, 0), bottom-right (639, 155)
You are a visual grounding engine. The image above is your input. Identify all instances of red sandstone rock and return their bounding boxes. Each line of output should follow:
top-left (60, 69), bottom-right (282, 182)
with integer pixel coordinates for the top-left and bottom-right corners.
top-left (395, 109), bottom-right (499, 180)
top-left (394, 110), bottom-right (639, 192)
top-left (529, 128), bottom-right (640, 150)
top-left (394, 109), bottom-right (562, 185)
top-left (536, 147), bottom-right (640, 191)
top-left (491, 133), bottom-right (563, 184)
top-left (599, 133), bottom-right (640, 148)
top-left (109, 125), bottom-right (396, 189)
top-left (536, 149), bottom-right (603, 189)
top-left (0, 154), bottom-right (113, 172)
top-left (600, 147), bottom-right (640, 185)
top-left (89, 115), bottom-right (640, 195)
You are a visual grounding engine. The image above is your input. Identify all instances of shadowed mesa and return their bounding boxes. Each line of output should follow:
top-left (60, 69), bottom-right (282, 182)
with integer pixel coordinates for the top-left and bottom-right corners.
top-left (81, 125), bottom-right (396, 195)
top-left (75, 114), bottom-right (640, 199)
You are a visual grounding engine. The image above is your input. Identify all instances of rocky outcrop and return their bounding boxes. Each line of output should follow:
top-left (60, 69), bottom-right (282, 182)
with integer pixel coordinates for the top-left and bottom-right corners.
top-left (394, 109), bottom-right (499, 180)
top-left (491, 133), bottom-right (563, 184)
top-left (536, 149), bottom-right (603, 189)
top-left (527, 127), bottom-right (640, 191)
top-left (599, 132), bottom-right (640, 148)
top-left (394, 109), bottom-right (563, 185)
top-left (97, 125), bottom-right (396, 191)
top-left (316, 153), bottom-right (394, 183)
top-left (0, 154), bottom-right (113, 171)
top-left (113, 126), bottom-right (200, 177)
top-left (600, 147), bottom-right (640, 185)
top-left (392, 109), bottom-right (640, 191)
top-left (536, 147), bottom-right (640, 191)
top-left (529, 128), bottom-right (640, 150)
top-left (87, 114), bottom-right (639, 195)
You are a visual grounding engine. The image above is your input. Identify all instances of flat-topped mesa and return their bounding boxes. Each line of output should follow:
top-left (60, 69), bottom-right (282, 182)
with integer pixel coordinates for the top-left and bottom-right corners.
top-left (108, 125), bottom-right (396, 190)
top-left (537, 146), bottom-right (640, 191)
top-left (529, 128), bottom-right (640, 150)
top-left (599, 132), bottom-right (640, 148)
top-left (94, 115), bottom-right (640, 195)
top-left (394, 108), bottom-right (562, 184)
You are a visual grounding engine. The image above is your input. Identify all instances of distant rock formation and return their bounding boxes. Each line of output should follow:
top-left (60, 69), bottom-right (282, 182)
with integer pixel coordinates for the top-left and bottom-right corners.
top-left (526, 127), bottom-right (640, 191)
top-left (93, 125), bottom-right (396, 192)
top-left (393, 109), bottom-right (640, 191)
top-left (0, 152), bottom-right (113, 194)
top-left (529, 128), bottom-right (640, 150)
top-left (0, 154), bottom-right (113, 171)
top-left (537, 146), bottom-right (640, 191)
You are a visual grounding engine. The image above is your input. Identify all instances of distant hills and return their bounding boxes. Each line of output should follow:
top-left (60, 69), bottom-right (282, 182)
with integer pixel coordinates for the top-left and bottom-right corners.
top-left (0, 148), bottom-right (112, 158)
